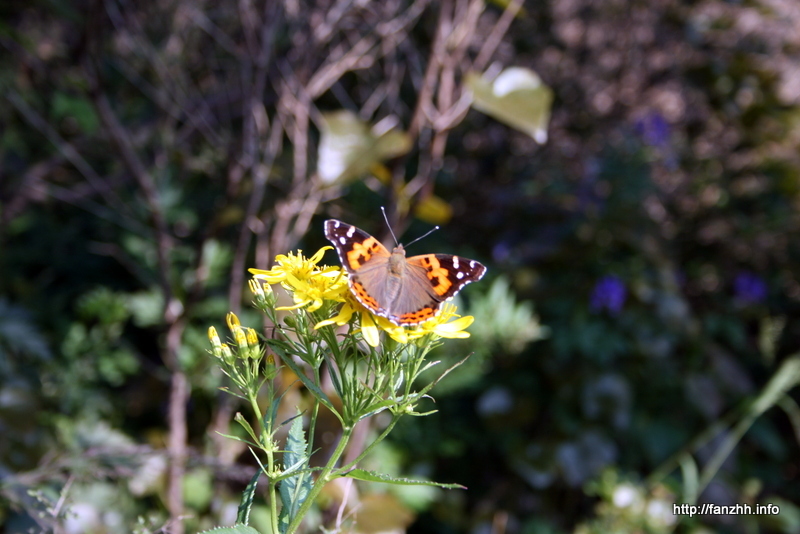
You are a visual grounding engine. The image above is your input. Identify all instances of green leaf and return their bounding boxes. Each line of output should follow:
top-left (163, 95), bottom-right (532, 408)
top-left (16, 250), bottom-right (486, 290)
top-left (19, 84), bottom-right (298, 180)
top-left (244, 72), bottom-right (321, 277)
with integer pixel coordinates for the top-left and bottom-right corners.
top-left (198, 525), bottom-right (262, 534)
top-left (466, 67), bottom-right (553, 143)
top-left (237, 470), bottom-right (260, 526)
top-left (341, 469), bottom-right (466, 490)
top-left (778, 396), bottom-right (800, 443)
top-left (417, 355), bottom-right (471, 399)
top-left (698, 355), bottom-right (800, 492)
top-left (214, 431), bottom-right (258, 448)
top-left (357, 398), bottom-right (396, 422)
top-left (759, 496), bottom-right (800, 532)
top-left (265, 384), bottom-right (297, 434)
top-left (277, 414), bottom-right (312, 533)
top-left (749, 355), bottom-right (800, 417)
top-left (126, 289), bottom-right (165, 328)
top-left (316, 110), bottom-right (411, 184)
top-left (234, 413), bottom-right (262, 446)
top-left (678, 453), bottom-right (699, 505)
top-left (277, 346), bottom-right (340, 421)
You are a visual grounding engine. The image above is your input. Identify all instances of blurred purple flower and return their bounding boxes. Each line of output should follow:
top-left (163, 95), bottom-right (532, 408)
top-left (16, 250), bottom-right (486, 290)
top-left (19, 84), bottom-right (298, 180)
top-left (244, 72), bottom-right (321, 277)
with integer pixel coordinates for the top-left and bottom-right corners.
top-left (590, 275), bottom-right (627, 315)
top-left (635, 112), bottom-right (670, 148)
top-left (734, 272), bottom-right (767, 304)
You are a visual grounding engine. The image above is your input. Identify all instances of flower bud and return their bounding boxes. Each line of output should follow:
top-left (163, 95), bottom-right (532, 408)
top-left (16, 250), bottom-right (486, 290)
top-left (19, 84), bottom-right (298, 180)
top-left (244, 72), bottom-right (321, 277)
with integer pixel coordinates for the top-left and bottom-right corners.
top-left (221, 343), bottom-right (235, 365)
top-left (233, 326), bottom-right (248, 352)
top-left (227, 312), bottom-right (241, 332)
top-left (246, 327), bottom-right (261, 359)
top-left (249, 279), bottom-right (276, 308)
top-left (208, 326), bottom-right (223, 359)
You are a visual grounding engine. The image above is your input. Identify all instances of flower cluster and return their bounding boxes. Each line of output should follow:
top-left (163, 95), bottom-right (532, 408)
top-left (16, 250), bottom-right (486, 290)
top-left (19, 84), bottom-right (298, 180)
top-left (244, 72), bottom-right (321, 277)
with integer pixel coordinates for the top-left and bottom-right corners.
top-left (248, 246), bottom-right (475, 346)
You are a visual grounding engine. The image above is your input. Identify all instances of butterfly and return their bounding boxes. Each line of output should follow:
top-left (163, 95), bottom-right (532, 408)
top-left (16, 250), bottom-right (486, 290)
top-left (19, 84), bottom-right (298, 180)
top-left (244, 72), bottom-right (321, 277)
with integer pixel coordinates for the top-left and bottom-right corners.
top-left (325, 219), bottom-right (487, 326)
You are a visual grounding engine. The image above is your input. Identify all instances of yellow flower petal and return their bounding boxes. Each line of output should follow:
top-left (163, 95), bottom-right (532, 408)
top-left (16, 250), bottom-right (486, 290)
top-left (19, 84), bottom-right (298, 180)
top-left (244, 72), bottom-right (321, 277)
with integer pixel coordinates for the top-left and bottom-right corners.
top-left (434, 315), bottom-right (474, 333)
top-left (360, 312), bottom-right (381, 347)
top-left (309, 246), bottom-right (333, 264)
top-left (315, 302), bottom-right (355, 328)
top-left (434, 329), bottom-right (470, 339)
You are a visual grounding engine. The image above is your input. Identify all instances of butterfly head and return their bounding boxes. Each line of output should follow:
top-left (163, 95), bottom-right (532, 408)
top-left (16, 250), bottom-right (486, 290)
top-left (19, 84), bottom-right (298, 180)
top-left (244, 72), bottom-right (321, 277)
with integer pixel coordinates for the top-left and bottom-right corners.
top-left (388, 244), bottom-right (407, 275)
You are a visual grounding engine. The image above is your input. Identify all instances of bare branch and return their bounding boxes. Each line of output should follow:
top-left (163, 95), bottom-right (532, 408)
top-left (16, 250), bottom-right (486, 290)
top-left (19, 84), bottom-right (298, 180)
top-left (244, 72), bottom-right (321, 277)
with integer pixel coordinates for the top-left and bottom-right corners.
top-left (472, 0), bottom-right (524, 72)
top-left (306, 35), bottom-right (378, 98)
top-left (5, 91), bottom-right (130, 213)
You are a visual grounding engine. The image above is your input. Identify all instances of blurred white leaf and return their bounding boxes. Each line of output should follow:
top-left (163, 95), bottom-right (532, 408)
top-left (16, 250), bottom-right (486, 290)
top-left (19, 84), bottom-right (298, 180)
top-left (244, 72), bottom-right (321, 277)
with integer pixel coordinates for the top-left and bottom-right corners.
top-left (317, 110), bottom-right (411, 184)
top-left (466, 67), bottom-right (553, 143)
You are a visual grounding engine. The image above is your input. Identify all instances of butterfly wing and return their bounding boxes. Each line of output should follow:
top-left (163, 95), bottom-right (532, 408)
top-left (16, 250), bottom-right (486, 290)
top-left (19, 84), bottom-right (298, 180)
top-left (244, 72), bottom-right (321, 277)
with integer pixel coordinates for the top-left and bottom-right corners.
top-left (387, 254), bottom-right (487, 325)
top-left (324, 219), bottom-right (392, 315)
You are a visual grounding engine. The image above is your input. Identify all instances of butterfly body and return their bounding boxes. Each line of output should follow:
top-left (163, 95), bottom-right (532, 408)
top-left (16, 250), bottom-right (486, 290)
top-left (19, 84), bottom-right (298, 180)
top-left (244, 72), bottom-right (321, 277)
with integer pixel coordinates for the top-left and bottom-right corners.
top-left (325, 219), bottom-right (487, 326)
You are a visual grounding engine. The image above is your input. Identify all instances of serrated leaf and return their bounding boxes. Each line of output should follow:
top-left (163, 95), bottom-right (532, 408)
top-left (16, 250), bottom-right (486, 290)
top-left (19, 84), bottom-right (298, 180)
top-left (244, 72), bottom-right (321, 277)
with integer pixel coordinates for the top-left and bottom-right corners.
top-left (236, 470), bottom-right (260, 525)
top-left (277, 411), bottom-right (304, 431)
top-left (342, 469), bottom-right (465, 489)
top-left (198, 525), bottom-right (262, 534)
top-left (466, 67), bottom-right (553, 143)
top-left (277, 414), bottom-right (312, 533)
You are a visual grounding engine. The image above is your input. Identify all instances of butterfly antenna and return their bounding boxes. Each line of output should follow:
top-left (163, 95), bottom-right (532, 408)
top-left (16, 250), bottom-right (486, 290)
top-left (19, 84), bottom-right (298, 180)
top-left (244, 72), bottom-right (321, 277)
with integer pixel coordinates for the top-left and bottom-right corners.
top-left (381, 206), bottom-right (399, 245)
top-left (404, 225), bottom-right (440, 248)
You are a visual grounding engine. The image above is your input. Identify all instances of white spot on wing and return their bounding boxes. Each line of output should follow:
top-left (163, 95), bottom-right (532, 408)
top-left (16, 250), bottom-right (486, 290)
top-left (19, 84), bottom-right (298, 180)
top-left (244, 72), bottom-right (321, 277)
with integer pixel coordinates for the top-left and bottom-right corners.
top-left (457, 271), bottom-right (464, 279)
top-left (346, 226), bottom-right (356, 237)
top-left (453, 257), bottom-right (459, 268)
top-left (470, 260), bottom-right (476, 268)
top-left (339, 236), bottom-right (347, 244)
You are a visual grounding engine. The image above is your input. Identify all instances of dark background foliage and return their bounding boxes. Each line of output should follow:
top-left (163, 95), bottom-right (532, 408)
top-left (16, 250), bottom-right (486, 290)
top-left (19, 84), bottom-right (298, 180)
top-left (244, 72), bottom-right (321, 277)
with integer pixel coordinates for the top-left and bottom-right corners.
top-left (2, 0), bottom-right (800, 533)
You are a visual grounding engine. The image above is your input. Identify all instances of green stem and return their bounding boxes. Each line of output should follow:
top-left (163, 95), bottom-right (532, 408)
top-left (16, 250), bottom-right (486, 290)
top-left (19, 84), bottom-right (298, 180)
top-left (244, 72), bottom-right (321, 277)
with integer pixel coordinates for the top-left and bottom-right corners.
top-left (284, 426), bottom-right (353, 534)
top-left (248, 391), bottom-right (280, 534)
top-left (336, 415), bottom-right (399, 475)
top-left (307, 367), bottom-right (321, 452)
top-left (268, 478), bottom-right (280, 534)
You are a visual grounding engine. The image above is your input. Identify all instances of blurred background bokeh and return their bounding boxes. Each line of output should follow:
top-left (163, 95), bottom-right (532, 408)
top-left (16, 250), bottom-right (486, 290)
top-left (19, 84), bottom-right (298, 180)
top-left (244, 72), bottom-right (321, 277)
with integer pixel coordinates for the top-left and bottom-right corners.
top-left (2, 0), bottom-right (800, 532)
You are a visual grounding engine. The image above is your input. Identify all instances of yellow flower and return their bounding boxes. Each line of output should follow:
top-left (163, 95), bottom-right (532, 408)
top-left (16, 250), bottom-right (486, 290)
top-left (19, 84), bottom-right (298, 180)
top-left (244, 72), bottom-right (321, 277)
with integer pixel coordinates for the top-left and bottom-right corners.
top-left (249, 247), bottom-right (348, 312)
top-left (278, 271), bottom-right (348, 312)
top-left (406, 304), bottom-right (474, 340)
top-left (315, 292), bottom-right (359, 327)
top-left (316, 295), bottom-right (473, 346)
top-left (316, 293), bottom-right (382, 346)
top-left (249, 246), bottom-right (336, 285)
